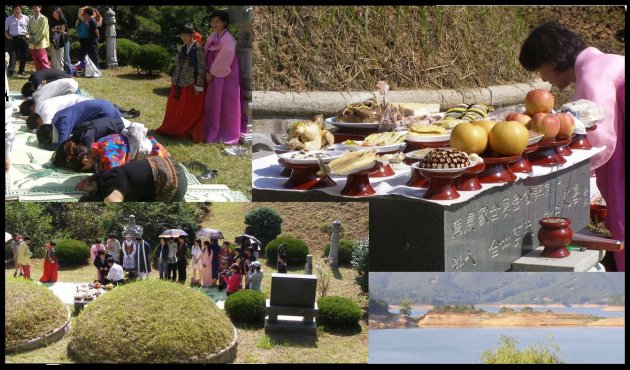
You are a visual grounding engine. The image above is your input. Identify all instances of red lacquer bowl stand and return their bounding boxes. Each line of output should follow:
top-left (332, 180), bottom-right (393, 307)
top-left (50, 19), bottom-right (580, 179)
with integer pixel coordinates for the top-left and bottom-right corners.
top-left (538, 217), bottom-right (573, 258)
top-left (528, 137), bottom-right (572, 166)
top-left (340, 164), bottom-right (380, 197)
top-left (478, 153), bottom-right (521, 183)
top-left (417, 166), bottom-right (467, 200)
top-left (569, 125), bottom-right (597, 150)
top-left (404, 158), bottom-right (429, 188)
top-left (557, 134), bottom-right (575, 156)
top-left (278, 159), bottom-right (337, 190)
top-left (509, 144), bottom-right (538, 174)
top-left (368, 148), bottom-right (401, 178)
top-left (454, 162), bottom-right (486, 191)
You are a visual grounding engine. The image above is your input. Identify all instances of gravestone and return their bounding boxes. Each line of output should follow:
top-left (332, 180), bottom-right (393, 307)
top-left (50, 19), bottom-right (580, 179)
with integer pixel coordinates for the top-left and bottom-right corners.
top-left (305, 254), bottom-right (313, 275)
top-left (370, 160), bottom-right (591, 272)
top-left (265, 273), bottom-right (318, 334)
top-left (103, 7), bottom-right (118, 68)
top-left (328, 220), bottom-right (341, 268)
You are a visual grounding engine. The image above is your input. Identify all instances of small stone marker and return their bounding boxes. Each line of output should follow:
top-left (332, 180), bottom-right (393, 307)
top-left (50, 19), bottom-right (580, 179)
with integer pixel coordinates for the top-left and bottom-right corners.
top-left (328, 220), bottom-right (341, 268)
top-left (103, 7), bottom-right (118, 68)
top-left (305, 254), bottom-right (313, 275)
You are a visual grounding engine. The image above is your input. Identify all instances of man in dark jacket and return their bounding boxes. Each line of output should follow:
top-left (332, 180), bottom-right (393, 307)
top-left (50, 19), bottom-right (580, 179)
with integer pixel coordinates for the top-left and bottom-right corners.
top-left (176, 236), bottom-right (188, 284)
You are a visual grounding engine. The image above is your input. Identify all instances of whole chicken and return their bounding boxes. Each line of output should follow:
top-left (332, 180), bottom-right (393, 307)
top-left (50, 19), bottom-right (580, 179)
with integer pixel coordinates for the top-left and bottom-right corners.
top-left (287, 115), bottom-right (335, 151)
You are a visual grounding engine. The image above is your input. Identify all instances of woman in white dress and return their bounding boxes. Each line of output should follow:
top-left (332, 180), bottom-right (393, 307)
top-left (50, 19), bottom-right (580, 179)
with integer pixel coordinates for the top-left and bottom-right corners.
top-left (190, 239), bottom-right (203, 285)
top-left (122, 234), bottom-right (137, 277)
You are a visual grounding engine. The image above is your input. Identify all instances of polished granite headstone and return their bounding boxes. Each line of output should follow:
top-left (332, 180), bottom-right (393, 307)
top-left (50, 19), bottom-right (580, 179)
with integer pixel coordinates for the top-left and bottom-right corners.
top-left (370, 160), bottom-right (591, 272)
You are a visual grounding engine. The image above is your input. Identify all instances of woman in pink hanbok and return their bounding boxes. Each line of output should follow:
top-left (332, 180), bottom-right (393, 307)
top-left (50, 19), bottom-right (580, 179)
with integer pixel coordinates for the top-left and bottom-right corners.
top-left (202, 10), bottom-right (242, 145)
top-left (200, 240), bottom-right (214, 287)
top-left (520, 22), bottom-right (625, 271)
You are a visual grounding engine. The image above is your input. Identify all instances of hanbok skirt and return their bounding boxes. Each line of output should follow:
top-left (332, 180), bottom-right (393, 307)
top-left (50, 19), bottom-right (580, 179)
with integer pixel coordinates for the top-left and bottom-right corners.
top-left (155, 84), bottom-right (205, 143)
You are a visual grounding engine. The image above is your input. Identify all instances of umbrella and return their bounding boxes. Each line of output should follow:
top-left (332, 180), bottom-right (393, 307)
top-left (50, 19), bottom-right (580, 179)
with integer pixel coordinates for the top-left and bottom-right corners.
top-left (196, 228), bottom-right (224, 240)
top-left (159, 229), bottom-right (189, 238)
top-left (5, 232), bottom-right (12, 243)
top-left (234, 234), bottom-right (262, 249)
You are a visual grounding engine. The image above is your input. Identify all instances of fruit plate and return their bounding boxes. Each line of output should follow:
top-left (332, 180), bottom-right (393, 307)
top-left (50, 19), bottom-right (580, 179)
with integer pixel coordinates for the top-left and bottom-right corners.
top-left (410, 162), bottom-right (474, 174)
top-left (404, 149), bottom-right (434, 161)
top-left (527, 133), bottom-right (544, 146)
top-left (325, 117), bottom-right (380, 130)
top-left (277, 150), bottom-right (346, 165)
top-left (337, 141), bottom-right (406, 153)
top-left (405, 133), bottom-right (451, 143)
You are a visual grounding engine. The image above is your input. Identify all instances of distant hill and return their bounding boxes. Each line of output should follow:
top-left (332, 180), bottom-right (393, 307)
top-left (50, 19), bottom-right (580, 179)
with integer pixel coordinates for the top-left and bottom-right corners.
top-left (370, 273), bottom-right (625, 306)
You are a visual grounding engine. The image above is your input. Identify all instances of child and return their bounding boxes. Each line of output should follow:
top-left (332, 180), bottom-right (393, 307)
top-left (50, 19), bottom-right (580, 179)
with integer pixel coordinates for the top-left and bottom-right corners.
top-left (93, 249), bottom-right (109, 284)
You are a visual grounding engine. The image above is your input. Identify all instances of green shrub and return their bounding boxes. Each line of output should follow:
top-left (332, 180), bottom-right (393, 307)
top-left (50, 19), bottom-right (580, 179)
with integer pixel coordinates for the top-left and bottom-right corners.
top-left (481, 335), bottom-right (563, 364)
top-left (521, 306), bottom-right (534, 313)
top-left (323, 239), bottom-right (356, 265)
top-left (130, 43), bottom-right (171, 75)
top-left (317, 296), bottom-right (362, 328)
top-left (244, 207), bottom-right (283, 250)
top-left (68, 280), bottom-right (235, 363)
top-left (224, 289), bottom-right (266, 326)
top-left (351, 238), bottom-right (369, 295)
top-left (55, 239), bottom-right (90, 267)
top-left (5, 278), bottom-right (68, 349)
top-left (499, 306), bottom-right (515, 314)
top-left (99, 38), bottom-right (141, 66)
top-left (265, 235), bottom-right (308, 266)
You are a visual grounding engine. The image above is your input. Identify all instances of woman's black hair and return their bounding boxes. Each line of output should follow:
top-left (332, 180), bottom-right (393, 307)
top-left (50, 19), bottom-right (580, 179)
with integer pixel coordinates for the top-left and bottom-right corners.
top-left (97, 249), bottom-right (105, 256)
top-left (519, 21), bottom-right (587, 74)
top-left (85, 7), bottom-right (94, 17)
top-left (19, 98), bottom-right (34, 116)
top-left (179, 22), bottom-right (196, 35)
top-left (36, 124), bottom-right (53, 146)
top-left (51, 141), bottom-right (69, 167)
top-left (26, 113), bottom-right (40, 130)
top-left (209, 10), bottom-right (229, 28)
top-left (79, 190), bottom-right (102, 202)
top-left (67, 144), bottom-right (92, 172)
top-left (52, 7), bottom-right (66, 22)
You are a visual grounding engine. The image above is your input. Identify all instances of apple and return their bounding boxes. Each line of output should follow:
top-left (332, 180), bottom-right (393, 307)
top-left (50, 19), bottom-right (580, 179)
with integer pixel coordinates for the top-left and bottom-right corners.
top-left (524, 89), bottom-right (554, 114)
top-left (555, 112), bottom-right (575, 139)
top-left (529, 113), bottom-right (560, 141)
top-left (470, 119), bottom-right (497, 134)
top-left (505, 113), bottom-right (532, 128)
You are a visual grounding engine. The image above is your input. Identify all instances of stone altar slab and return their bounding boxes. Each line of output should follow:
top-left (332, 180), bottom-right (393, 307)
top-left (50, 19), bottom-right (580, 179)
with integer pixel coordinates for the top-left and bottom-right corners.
top-left (510, 246), bottom-right (601, 272)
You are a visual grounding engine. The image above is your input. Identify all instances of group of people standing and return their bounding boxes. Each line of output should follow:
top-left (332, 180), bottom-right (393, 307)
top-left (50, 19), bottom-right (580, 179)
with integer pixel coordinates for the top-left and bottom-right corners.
top-left (156, 10), bottom-right (246, 145)
top-left (10, 233), bottom-right (58, 283)
top-left (91, 234), bottom-right (151, 285)
top-left (5, 5), bottom-right (101, 76)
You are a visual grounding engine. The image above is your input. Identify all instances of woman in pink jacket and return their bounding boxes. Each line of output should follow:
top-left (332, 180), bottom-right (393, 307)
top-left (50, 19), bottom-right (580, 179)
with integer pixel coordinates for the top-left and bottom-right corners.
top-left (519, 22), bottom-right (625, 271)
top-left (202, 10), bottom-right (242, 145)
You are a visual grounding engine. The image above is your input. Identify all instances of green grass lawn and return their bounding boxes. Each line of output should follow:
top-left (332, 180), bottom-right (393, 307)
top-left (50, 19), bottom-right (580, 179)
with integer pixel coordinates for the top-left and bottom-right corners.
top-left (7, 65), bottom-right (252, 199)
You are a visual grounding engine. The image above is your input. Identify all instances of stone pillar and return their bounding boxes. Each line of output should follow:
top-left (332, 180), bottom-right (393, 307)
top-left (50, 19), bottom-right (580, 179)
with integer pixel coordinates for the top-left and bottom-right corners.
top-left (103, 7), bottom-right (118, 68)
top-left (328, 220), bottom-right (341, 268)
top-left (305, 254), bottom-right (313, 275)
top-left (122, 215), bottom-right (143, 239)
top-left (228, 6), bottom-right (253, 137)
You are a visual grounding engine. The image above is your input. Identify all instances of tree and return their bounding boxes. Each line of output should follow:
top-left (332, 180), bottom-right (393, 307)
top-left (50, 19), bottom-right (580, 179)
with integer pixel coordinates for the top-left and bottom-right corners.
top-left (351, 238), bottom-right (369, 296)
top-left (399, 298), bottom-right (413, 317)
top-left (481, 335), bottom-right (563, 364)
top-left (5, 203), bottom-right (56, 258)
top-left (244, 207), bottom-right (283, 250)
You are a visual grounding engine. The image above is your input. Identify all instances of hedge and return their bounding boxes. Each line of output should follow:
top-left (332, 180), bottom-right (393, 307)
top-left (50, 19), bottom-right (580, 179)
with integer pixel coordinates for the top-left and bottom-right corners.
top-left (323, 239), bottom-right (356, 265)
top-left (265, 235), bottom-right (309, 266)
top-left (98, 38), bottom-right (141, 66)
top-left (224, 289), bottom-right (266, 326)
top-left (130, 43), bottom-right (171, 75)
top-left (317, 296), bottom-right (362, 328)
top-left (55, 239), bottom-right (90, 267)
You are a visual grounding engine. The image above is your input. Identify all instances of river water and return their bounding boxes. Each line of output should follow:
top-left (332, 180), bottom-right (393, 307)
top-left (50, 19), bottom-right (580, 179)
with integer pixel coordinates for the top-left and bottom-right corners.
top-left (389, 306), bottom-right (625, 318)
top-left (369, 326), bottom-right (625, 364)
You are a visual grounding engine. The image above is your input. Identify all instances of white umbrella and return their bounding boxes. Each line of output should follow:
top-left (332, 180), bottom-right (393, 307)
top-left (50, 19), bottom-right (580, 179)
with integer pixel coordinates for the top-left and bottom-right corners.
top-left (159, 229), bottom-right (189, 238)
top-left (234, 234), bottom-right (262, 248)
top-left (196, 228), bottom-right (224, 240)
top-left (5, 232), bottom-right (12, 243)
